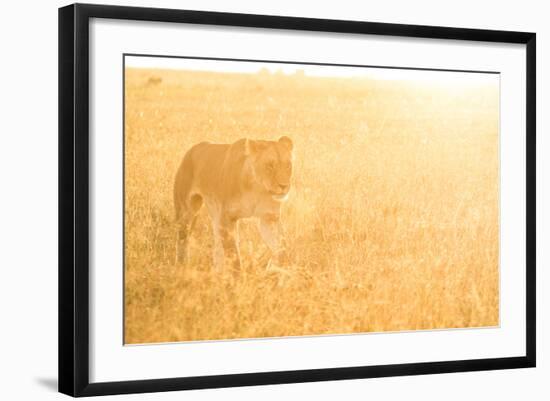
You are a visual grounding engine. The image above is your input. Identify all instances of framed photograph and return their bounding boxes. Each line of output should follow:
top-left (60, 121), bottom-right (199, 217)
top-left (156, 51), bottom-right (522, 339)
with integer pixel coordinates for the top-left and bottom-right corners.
top-left (58, 3), bottom-right (536, 397)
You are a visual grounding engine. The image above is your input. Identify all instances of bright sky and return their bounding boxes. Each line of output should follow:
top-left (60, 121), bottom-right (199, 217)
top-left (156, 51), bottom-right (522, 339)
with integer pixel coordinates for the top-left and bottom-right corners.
top-left (125, 55), bottom-right (499, 85)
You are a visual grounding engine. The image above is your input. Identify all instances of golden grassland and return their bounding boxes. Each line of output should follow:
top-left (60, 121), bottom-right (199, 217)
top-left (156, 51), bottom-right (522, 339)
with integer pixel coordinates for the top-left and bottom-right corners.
top-left (124, 67), bottom-right (499, 344)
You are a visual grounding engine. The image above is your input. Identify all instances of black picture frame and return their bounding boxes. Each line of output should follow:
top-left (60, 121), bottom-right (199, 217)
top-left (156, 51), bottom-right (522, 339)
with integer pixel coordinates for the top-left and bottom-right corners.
top-left (59, 3), bottom-right (536, 397)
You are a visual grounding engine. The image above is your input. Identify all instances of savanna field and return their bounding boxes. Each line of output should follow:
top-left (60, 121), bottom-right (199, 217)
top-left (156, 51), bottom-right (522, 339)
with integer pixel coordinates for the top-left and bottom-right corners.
top-left (124, 66), bottom-right (499, 344)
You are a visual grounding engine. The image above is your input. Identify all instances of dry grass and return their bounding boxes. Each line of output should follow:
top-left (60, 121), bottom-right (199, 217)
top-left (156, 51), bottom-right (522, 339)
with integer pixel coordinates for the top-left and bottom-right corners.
top-left (124, 67), bottom-right (499, 344)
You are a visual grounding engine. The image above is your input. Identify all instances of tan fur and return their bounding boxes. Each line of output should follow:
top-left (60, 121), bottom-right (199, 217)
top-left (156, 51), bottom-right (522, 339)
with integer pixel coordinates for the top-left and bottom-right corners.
top-left (174, 136), bottom-right (294, 271)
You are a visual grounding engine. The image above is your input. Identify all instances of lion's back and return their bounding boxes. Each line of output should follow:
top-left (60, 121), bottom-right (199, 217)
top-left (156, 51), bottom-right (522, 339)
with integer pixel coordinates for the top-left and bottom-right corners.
top-left (175, 139), bottom-right (248, 202)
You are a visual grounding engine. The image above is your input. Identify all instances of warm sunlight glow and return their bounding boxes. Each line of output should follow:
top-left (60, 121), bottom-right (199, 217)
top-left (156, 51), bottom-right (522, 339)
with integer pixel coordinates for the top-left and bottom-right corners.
top-left (125, 55), bottom-right (498, 87)
top-left (124, 57), bottom-right (499, 344)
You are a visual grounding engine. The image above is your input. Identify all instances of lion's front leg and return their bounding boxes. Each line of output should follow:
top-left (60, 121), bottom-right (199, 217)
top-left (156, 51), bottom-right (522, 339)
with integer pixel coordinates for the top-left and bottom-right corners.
top-left (213, 215), bottom-right (241, 273)
top-left (259, 213), bottom-right (286, 266)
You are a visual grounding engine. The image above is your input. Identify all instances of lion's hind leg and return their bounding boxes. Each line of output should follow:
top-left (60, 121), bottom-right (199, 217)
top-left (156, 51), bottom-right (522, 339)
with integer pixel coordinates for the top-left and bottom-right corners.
top-left (175, 193), bottom-right (203, 266)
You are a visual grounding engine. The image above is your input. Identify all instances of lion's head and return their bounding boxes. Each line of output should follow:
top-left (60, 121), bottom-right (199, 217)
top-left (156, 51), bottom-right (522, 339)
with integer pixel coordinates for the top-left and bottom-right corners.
top-left (245, 136), bottom-right (294, 201)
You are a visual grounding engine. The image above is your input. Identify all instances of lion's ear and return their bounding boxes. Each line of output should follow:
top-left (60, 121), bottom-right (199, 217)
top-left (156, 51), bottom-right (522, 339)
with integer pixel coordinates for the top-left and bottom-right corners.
top-left (244, 138), bottom-right (261, 155)
top-left (244, 138), bottom-right (252, 156)
top-left (278, 136), bottom-right (293, 151)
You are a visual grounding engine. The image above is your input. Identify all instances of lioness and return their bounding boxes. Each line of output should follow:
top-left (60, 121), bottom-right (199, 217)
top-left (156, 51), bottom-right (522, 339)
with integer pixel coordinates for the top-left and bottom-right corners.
top-left (174, 136), bottom-right (294, 271)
